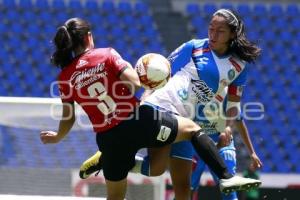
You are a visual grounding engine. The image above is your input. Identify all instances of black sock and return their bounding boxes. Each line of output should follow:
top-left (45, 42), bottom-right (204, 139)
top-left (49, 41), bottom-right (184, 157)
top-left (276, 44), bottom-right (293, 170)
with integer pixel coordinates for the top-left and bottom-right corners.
top-left (191, 131), bottom-right (233, 179)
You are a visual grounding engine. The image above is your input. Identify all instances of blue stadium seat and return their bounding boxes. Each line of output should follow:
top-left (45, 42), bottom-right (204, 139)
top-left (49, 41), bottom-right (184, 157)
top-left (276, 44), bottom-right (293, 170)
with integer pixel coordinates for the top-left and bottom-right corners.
top-left (139, 15), bottom-right (153, 26)
top-left (2, 0), bottom-right (16, 9)
top-left (122, 15), bottom-right (135, 26)
top-left (35, 0), bottom-right (49, 9)
top-left (219, 3), bottom-right (233, 10)
top-left (85, 0), bottom-right (99, 11)
top-left (269, 4), bottom-right (284, 19)
top-left (102, 1), bottom-right (115, 13)
top-left (237, 4), bottom-right (251, 17)
top-left (202, 3), bottom-right (217, 16)
top-left (286, 4), bottom-right (299, 17)
top-left (127, 27), bottom-right (140, 38)
top-left (106, 14), bottom-right (119, 25)
top-left (52, 0), bottom-right (66, 10)
top-left (111, 27), bottom-right (124, 39)
top-left (134, 2), bottom-right (149, 15)
top-left (22, 11), bottom-right (36, 22)
top-left (18, 0), bottom-right (33, 9)
top-left (68, 0), bottom-right (82, 10)
top-left (186, 3), bottom-right (200, 16)
top-left (5, 10), bottom-right (19, 24)
top-left (253, 4), bottom-right (267, 17)
top-left (118, 1), bottom-right (132, 14)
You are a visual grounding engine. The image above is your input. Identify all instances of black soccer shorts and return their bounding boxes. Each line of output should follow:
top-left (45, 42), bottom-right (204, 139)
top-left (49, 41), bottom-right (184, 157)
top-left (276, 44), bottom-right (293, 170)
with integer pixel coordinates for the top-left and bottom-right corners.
top-left (96, 104), bottom-right (178, 181)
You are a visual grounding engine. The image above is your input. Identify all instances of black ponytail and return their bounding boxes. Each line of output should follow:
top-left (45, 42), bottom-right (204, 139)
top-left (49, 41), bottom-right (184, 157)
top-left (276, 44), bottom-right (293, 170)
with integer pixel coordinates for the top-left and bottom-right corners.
top-left (51, 18), bottom-right (91, 69)
top-left (213, 9), bottom-right (261, 63)
top-left (51, 26), bottom-right (73, 68)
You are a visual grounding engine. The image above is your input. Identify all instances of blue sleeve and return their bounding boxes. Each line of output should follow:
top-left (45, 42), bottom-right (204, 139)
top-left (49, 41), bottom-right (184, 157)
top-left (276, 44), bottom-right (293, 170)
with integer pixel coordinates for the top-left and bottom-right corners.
top-left (167, 40), bottom-right (194, 75)
top-left (230, 65), bottom-right (249, 86)
top-left (134, 87), bottom-right (145, 100)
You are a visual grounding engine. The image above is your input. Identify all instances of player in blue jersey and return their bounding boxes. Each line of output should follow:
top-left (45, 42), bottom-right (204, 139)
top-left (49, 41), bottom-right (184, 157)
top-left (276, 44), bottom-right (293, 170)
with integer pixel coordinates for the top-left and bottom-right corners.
top-left (141, 8), bottom-right (262, 200)
top-left (78, 8), bottom-right (262, 199)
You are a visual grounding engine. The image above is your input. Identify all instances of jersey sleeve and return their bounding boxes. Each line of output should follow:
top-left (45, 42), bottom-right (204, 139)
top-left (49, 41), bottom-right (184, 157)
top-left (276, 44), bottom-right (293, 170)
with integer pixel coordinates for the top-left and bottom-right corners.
top-left (228, 65), bottom-right (248, 97)
top-left (108, 48), bottom-right (129, 77)
top-left (168, 40), bottom-right (194, 75)
top-left (230, 65), bottom-right (248, 86)
top-left (58, 78), bottom-right (74, 103)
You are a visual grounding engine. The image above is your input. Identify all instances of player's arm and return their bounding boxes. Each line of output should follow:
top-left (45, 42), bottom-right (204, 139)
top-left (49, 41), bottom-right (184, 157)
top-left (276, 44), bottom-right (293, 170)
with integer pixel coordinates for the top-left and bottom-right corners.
top-left (226, 93), bottom-right (241, 128)
top-left (119, 61), bottom-right (141, 94)
top-left (109, 48), bottom-right (141, 94)
top-left (224, 64), bottom-right (248, 134)
top-left (168, 40), bottom-right (194, 74)
top-left (235, 119), bottom-right (262, 169)
top-left (40, 102), bottom-right (75, 144)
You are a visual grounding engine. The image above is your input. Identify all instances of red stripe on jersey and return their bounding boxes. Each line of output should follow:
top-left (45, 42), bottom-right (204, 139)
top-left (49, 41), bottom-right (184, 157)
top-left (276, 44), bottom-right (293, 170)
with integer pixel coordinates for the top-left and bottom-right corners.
top-left (192, 48), bottom-right (210, 54)
top-left (228, 85), bottom-right (238, 95)
top-left (215, 95), bottom-right (223, 102)
top-left (229, 57), bottom-right (242, 72)
top-left (228, 85), bottom-right (243, 97)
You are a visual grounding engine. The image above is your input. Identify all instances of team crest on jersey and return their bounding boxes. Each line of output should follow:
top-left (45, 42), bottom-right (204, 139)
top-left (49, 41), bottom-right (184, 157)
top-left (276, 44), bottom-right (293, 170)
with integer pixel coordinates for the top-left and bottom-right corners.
top-left (191, 79), bottom-right (214, 104)
top-left (177, 89), bottom-right (188, 101)
top-left (228, 69), bottom-right (235, 80)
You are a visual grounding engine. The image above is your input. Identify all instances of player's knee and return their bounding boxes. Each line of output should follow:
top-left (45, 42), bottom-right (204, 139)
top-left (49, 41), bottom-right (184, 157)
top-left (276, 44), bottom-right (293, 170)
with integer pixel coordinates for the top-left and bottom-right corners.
top-left (149, 161), bottom-right (167, 176)
top-left (176, 117), bottom-right (201, 141)
top-left (150, 167), bottom-right (165, 176)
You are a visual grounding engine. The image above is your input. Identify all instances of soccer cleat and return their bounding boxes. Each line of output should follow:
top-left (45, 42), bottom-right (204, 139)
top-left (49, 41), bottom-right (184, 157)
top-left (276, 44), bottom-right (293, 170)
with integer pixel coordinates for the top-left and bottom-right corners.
top-left (219, 176), bottom-right (261, 194)
top-left (79, 151), bottom-right (102, 179)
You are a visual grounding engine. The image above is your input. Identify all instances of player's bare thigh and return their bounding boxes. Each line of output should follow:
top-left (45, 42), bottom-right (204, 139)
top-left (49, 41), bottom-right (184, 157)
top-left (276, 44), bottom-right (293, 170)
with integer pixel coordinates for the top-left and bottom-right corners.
top-left (174, 115), bottom-right (201, 142)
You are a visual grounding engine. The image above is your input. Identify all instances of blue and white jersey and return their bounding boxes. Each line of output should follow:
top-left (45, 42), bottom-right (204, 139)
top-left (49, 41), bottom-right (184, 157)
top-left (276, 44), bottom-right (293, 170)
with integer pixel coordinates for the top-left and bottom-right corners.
top-left (145, 39), bottom-right (248, 133)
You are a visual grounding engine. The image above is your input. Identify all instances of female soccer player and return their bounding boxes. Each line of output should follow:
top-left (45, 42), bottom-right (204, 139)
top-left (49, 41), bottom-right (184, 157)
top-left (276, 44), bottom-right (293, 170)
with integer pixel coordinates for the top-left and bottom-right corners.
top-left (40, 17), bottom-right (260, 200)
top-left (144, 8), bottom-right (263, 200)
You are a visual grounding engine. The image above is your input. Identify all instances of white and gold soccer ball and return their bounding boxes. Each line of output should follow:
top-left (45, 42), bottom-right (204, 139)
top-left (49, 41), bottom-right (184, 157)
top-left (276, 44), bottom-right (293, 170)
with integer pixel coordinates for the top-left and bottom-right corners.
top-left (135, 53), bottom-right (171, 90)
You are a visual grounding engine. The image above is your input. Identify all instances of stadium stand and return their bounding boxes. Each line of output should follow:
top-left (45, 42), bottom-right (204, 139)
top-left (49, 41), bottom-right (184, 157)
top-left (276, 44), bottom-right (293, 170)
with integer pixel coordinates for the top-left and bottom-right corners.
top-left (0, 0), bottom-right (299, 174)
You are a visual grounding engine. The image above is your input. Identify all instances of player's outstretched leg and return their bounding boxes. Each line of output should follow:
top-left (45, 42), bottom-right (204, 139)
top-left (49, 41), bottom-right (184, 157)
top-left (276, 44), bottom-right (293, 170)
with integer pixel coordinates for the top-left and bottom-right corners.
top-left (79, 151), bottom-right (102, 179)
top-left (191, 131), bottom-right (261, 194)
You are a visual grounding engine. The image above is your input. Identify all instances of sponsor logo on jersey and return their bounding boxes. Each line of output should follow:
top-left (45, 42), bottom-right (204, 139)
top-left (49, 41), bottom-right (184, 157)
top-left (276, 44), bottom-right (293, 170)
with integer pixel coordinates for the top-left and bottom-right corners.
top-left (177, 89), bottom-right (188, 101)
top-left (197, 121), bottom-right (218, 135)
top-left (191, 79), bottom-right (214, 104)
top-left (76, 59), bottom-right (89, 68)
top-left (70, 63), bottom-right (107, 89)
top-left (156, 125), bottom-right (171, 142)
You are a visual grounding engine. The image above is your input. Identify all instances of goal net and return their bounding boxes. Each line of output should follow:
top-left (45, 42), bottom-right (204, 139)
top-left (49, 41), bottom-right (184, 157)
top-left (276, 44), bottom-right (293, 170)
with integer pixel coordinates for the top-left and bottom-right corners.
top-left (0, 97), bottom-right (165, 200)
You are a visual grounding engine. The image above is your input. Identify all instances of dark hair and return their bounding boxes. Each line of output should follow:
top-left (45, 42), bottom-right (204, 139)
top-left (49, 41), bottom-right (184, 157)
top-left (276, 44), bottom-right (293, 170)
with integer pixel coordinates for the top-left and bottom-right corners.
top-left (51, 18), bottom-right (91, 68)
top-left (213, 9), bottom-right (261, 63)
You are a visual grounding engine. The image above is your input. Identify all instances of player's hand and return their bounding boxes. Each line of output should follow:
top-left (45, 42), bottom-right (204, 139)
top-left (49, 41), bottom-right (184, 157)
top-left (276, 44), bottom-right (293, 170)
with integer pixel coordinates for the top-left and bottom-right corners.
top-left (250, 153), bottom-right (263, 169)
top-left (217, 127), bottom-right (232, 148)
top-left (40, 131), bottom-right (60, 144)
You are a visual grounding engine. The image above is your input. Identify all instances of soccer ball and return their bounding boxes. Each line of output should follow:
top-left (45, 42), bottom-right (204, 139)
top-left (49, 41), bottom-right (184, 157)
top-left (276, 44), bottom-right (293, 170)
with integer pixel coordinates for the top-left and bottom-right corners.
top-left (135, 53), bottom-right (171, 90)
